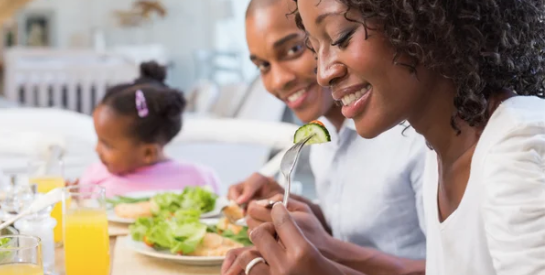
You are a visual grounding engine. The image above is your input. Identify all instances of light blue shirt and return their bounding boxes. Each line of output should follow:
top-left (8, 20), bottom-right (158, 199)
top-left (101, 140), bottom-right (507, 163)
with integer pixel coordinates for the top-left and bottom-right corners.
top-left (310, 118), bottom-right (427, 259)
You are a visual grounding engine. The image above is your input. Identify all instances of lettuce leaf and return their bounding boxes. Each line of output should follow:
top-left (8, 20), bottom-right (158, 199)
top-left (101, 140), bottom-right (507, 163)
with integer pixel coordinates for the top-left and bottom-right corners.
top-left (173, 208), bottom-right (201, 222)
top-left (130, 217), bottom-right (154, 242)
top-left (207, 225), bottom-right (252, 247)
top-left (150, 187), bottom-right (217, 215)
top-left (150, 193), bottom-right (183, 214)
top-left (221, 227), bottom-right (252, 247)
top-left (129, 208), bottom-right (207, 254)
top-left (180, 187), bottom-right (217, 213)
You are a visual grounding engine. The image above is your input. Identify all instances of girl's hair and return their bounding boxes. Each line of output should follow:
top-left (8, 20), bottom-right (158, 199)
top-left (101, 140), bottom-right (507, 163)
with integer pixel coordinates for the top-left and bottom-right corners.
top-left (293, 0), bottom-right (545, 130)
top-left (100, 61), bottom-right (187, 145)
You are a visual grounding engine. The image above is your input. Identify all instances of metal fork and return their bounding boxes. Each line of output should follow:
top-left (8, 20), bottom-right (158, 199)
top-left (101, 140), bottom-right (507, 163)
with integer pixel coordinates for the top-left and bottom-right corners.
top-left (281, 134), bottom-right (314, 208)
top-left (231, 134), bottom-right (314, 226)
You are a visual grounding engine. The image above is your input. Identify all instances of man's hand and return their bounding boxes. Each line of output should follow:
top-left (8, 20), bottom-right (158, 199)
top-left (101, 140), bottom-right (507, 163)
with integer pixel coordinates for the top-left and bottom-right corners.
top-left (227, 173), bottom-right (284, 205)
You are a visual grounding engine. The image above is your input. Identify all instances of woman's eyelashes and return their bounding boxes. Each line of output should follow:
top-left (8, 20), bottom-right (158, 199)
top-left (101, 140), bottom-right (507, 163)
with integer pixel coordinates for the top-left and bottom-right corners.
top-left (331, 28), bottom-right (356, 49)
top-left (304, 36), bottom-right (315, 52)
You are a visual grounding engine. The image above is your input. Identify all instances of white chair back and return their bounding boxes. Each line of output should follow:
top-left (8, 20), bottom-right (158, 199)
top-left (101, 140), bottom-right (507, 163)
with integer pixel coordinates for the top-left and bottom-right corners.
top-left (0, 129), bottom-right (65, 158)
top-left (210, 83), bottom-right (248, 117)
top-left (234, 77), bottom-right (286, 122)
top-left (0, 108), bottom-right (96, 144)
top-left (186, 80), bottom-right (220, 115)
top-left (3, 48), bottom-right (139, 115)
top-left (0, 108), bottom-right (98, 178)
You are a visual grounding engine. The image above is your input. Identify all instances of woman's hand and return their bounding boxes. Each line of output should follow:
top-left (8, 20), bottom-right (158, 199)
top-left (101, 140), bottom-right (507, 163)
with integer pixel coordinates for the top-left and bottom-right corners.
top-left (246, 194), bottom-right (306, 229)
top-left (246, 194), bottom-right (333, 254)
top-left (222, 203), bottom-right (344, 275)
top-left (222, 247), bottom-right (264, 275)
top-left (227, 173), bottom-right (284, 205)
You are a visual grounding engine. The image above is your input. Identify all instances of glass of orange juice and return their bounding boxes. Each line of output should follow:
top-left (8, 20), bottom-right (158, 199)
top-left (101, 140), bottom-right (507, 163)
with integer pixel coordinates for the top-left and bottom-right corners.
top-left (0, 235), bottom-right (44, 275)
top-left (63, 185), bottom-right (110, 275)
top-left (28, 159), bottom-right (65, 247)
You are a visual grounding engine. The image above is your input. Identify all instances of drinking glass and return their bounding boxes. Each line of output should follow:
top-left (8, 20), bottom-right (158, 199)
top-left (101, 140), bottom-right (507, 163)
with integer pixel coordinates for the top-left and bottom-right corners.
top-left (0, 235), bottom-right (43, 275)
top-left (28, 159), bottom-right (65, 246)
top-left (63, 185), bottom-right (110, 275)
top-left (0, 176), bottom-right (34, 219)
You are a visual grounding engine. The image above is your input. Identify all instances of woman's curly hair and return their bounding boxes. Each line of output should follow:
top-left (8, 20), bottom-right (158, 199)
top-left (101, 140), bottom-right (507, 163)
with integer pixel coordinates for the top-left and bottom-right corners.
top-left (293, 0), bottom-right (545, 129)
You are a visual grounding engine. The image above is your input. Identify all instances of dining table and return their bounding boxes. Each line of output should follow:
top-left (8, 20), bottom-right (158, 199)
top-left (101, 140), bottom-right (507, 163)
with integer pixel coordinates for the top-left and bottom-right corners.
top-left (54, 222), bottom-right (222, 275)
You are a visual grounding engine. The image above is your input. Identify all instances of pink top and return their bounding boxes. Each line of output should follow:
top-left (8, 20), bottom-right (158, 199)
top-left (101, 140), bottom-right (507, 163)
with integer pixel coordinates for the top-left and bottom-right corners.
top-left (79, 160), bottom-right (221, 197)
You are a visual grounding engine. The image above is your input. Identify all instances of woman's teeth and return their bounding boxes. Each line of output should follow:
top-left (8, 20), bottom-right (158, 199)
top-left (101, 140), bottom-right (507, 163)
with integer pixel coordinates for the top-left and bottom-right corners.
top-left (341, 85), bottom-right (372, 106)
top-left (287, 90), bottom-right (306, 102)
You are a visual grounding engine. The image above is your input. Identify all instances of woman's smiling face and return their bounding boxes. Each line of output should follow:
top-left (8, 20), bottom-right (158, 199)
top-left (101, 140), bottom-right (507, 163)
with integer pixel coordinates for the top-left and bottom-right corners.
top-left (245, 0), bottom-right (336, 123)
top-left (297, 0), bottom-right (437, 138)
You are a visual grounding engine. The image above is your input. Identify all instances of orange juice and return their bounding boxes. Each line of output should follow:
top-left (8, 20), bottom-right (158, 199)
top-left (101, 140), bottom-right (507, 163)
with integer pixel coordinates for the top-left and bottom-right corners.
top-left (64, 208), bottom-right (110, 275)
top-left (0, 263), bottom-right (44, 275)
top-left (30, 176), bottom-right (65, 244)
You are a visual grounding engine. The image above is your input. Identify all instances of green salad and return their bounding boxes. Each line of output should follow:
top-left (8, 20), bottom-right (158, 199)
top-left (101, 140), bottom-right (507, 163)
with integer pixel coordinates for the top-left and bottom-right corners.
top-left (130, 209), bottom-right (251, 255)
top-left (150, 187), bottom-right (218, 215)
top-left (209, 226), bottom-right (252, 247)
top-left (127, 186), bottom-right (250, 255)
top-left (130, 209), bottom-right (207, 254)
top-left (108, 186), bottom-right (218, 216)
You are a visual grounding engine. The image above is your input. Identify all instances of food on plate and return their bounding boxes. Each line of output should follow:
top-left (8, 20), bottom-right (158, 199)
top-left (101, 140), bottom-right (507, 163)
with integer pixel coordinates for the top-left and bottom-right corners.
top-left (130, 209), bottom-right (207, 254)
top-left (106, 195), bottom-right (150, 207)
top-left (216, 217), bottom-right (243, 235)
top-left (222, 201), bottom-right (244, 223)
top-left (293, 120), bottom-right (331, 145)
top-left (150, 186), bottom-right (218, 216)
top-left (209, 218), bottom-right (252, 247)
top-left (129, 208), bottom-right (251, 256)
top-left (109, 186), bottom-right (217, 219)
top-left (114, 201), bottom-right (153, 219)
top-left (188, 233), bottom-right (243, 257)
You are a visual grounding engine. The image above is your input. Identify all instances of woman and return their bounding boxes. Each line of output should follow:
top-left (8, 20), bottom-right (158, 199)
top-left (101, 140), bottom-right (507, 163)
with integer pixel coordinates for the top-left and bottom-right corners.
top-left (227, 0), bottom-right (427, 268)
top-left (224, 0), bottom-right (545, 274)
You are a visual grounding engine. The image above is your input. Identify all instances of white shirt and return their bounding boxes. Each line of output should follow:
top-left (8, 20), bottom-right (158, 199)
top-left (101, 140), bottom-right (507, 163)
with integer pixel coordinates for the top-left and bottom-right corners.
top-left (310, 118), bottom-right (428, 259)
top-left (424, 96), bottom-right (545, 275)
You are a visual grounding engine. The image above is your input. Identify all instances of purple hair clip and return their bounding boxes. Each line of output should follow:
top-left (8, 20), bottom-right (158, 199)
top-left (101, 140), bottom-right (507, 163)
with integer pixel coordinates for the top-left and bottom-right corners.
top-left (135, 90), bottom-right (149, 118)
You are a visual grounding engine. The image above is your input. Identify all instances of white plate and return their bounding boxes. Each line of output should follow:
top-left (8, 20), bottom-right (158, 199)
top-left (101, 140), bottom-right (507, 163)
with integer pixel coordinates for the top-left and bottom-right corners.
top-left (125, 238), bottom-right (225, 266)
top-left (107, 191), bottom-right (228, 224)
top-left (124, 218), bottom-right (224, 266)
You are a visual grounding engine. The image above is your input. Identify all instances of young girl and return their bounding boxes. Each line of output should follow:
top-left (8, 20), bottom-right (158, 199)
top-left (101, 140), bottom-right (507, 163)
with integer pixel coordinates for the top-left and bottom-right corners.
top-left (79, 61), bottom-right (220, 197)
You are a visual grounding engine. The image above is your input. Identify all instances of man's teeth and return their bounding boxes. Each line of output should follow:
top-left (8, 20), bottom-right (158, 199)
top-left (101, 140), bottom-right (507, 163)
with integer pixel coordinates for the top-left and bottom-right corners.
top-left (341, 85), bottom-right (372, 106)
top-left (287, 90), bottom-right (306, 102)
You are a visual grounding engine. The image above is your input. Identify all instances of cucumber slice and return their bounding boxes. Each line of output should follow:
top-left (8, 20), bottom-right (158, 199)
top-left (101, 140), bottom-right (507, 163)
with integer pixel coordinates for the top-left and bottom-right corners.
top-left (293, 123), bottom-right (331, 145)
